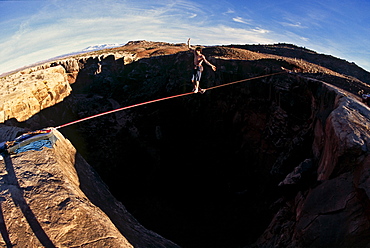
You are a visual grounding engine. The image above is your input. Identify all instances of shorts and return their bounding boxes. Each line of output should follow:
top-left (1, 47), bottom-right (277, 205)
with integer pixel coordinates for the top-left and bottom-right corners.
top-left (191, 65), bottom-right (203, 82)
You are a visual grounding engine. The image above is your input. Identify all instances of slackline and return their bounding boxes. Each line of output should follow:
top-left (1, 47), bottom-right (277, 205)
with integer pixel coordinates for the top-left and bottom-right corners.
top-left (55, 71), bottom-right (286, 130)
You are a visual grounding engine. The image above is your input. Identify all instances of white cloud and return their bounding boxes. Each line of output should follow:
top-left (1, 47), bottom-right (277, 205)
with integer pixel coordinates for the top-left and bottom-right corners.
top-left (300, 37), bottom-right (309, 42)
top-left (198, 25), bottom-right (273, 45)
top-left (252, 27), bottom-right (270, 34)
top-left (223, 8), bottom-right (235, 15)
top-left (232, 17), bottom-right (251, 25)
top-left (279, 21), bottom-right (305, 28)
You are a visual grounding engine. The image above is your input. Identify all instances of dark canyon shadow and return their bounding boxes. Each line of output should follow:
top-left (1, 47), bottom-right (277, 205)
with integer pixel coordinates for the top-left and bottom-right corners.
top-left (57, 71), bottom-right (316, 247)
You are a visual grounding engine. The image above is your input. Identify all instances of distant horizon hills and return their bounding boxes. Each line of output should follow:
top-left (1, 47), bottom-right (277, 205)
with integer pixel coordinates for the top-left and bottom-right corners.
top-left (0, 43), bottom-right (125, 77)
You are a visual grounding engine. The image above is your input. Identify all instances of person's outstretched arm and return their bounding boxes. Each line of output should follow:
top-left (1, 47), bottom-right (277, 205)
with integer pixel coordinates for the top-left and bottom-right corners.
top-left (187, 38), bottom-right (194, 50)
top-left (203, 56), bottom-right (217, 71)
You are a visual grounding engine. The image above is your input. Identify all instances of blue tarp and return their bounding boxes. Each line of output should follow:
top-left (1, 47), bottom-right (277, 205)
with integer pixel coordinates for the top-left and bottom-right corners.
top-left (15, 139), bottom-right (53, 153)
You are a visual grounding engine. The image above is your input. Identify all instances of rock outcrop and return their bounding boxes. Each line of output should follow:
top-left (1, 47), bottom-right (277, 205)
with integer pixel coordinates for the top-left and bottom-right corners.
top-left (0, 54), bottom-right (130, 124)
top-left (255, 82), bottom-right (370, 248)
top-left (0, 128), bottom-right (179, 247)
top-left (0, 66), bottom-right (71, 123)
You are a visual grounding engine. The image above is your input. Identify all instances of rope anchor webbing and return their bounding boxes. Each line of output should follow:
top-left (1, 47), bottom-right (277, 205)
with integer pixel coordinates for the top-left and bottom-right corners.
top-left (55, 71), bottom-right (286, 130)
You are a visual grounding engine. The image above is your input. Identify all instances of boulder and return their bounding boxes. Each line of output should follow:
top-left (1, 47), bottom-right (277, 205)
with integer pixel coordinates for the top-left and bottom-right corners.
top-left (316, 90), bottom-right (369, 180)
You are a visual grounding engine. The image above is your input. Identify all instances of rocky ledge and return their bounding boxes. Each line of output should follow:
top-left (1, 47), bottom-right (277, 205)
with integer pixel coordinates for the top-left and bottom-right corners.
top-left (0, 127), bottom-right (179, 247)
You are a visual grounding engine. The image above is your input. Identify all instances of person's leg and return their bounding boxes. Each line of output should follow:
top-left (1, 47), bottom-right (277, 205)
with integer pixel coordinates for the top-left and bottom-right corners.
top-left (197, 69), bottom-right (205, 93)
top-left (191, 69), bottom-right (199, 92)
top-left (194, 80), bottom-right (199, 93)
top-left (191, 79), bottom-right (199, 93)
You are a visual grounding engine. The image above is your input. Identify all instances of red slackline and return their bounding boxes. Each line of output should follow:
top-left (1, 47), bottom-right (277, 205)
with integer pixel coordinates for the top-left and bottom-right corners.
top-left (55, 71), bottom-right (286, 130)
top-left (55, 91), bottom-right (193, 129)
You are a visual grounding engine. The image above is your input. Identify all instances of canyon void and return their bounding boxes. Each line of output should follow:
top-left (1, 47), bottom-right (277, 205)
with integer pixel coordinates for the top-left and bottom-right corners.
top-left (1, 41), bottom-right (370, 247)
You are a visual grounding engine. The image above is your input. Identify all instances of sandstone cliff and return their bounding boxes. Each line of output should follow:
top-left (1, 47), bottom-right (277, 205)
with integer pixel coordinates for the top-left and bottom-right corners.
top-left (0, 66), bottom-right (71, 123)
top-left (0, 127), bottom-right (179, 247)
top-left (255, 81), bottom-right (370, 248)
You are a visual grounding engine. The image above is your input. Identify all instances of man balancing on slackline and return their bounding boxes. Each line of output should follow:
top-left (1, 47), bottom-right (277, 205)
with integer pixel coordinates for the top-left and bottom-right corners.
top-left (187, 38), bottom-right (216, 93)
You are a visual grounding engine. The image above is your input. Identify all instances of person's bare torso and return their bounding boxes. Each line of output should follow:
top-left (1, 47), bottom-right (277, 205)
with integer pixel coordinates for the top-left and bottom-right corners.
top-left (193, 52), bottom-right (205, 66)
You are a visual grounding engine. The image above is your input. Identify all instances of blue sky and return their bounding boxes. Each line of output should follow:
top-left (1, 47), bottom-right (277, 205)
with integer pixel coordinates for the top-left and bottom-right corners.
top-left (1, 0), bottom-right (370, 75)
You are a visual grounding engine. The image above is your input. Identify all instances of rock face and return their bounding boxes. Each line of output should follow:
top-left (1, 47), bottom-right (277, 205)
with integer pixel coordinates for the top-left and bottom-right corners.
top-left (0, 66), bottom-right (71, 123)
top-left (0, 45), bottom-right (138, 124)
top-left (1, 41), bottom-right (370, 247)
top-left (255, 83), bottom-right (370, 248)
top-left (0, 128), bottom-right (179, 247)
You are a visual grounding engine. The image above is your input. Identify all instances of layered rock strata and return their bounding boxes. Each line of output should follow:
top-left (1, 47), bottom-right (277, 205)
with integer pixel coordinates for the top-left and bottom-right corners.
top-left (0, 66), bottom-right (71, 123)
